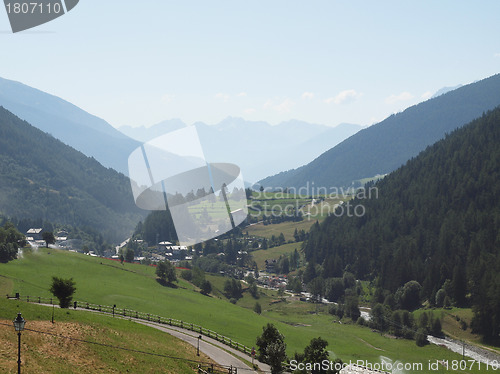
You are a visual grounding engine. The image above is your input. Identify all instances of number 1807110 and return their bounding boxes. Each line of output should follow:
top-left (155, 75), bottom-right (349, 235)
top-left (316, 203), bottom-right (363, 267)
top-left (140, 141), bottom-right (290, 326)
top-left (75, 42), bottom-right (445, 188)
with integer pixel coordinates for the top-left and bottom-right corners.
top-left (5, 2), bottom-right (63, 14)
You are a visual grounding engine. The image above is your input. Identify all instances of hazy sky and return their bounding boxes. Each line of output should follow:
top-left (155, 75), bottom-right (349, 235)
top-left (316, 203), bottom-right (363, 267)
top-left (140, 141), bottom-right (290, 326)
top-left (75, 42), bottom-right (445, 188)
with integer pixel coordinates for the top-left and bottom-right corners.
top-left (1, 1), bottom-right (499, 128)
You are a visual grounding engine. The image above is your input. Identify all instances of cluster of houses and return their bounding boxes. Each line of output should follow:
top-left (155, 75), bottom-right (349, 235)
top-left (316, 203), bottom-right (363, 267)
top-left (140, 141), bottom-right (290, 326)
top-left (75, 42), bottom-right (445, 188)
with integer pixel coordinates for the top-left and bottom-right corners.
top-left (25, 228), bottom-right (69, 247)
top-left (257, 274), bottom-right (288, 289)
top-left (157, 241), bottom-right (192, 261)
top-left (111, 240), bottom-right (195, 263)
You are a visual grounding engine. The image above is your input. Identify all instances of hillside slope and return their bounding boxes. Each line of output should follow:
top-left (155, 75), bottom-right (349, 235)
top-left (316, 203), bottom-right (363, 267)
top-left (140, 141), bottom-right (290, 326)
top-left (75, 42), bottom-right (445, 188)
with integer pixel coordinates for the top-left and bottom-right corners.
top-left (304, 106), bottom-right (500, 337)
top-left (0, 107), bottom-right (145, 241)
top-left (0, 77), bottom-right (139, 175)
top-left (259, 73), bottom-right (500, 189)
top-left (0, 248), bottom-right (477, 372)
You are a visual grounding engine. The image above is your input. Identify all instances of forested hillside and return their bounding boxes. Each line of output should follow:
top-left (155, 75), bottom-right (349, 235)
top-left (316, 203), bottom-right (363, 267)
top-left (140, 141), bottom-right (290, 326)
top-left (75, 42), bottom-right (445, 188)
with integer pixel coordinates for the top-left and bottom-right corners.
top-left (304, 107), bottom-right (500, 338)
top-left (0, 107), bottom-right (146, 242)
top-left (260, 73), bottom-right (500, 189)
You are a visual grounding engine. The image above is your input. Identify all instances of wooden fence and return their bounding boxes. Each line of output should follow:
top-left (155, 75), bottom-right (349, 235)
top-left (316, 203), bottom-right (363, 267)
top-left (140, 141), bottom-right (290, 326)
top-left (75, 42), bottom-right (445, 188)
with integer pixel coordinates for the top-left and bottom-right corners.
top-left (9, 294), bottom-right (251, 359)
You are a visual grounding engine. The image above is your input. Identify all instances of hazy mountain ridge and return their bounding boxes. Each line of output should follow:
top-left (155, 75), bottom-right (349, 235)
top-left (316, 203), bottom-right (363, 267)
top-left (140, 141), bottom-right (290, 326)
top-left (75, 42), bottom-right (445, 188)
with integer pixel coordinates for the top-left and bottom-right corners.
top-left (259, 73), bottom-right (500, 189)
top-left (120, 118), bottom-right (363, 183)
top-left (0, 106), bottom-right (146, 242)
top-left (0, 77), bottom-right (140, 175)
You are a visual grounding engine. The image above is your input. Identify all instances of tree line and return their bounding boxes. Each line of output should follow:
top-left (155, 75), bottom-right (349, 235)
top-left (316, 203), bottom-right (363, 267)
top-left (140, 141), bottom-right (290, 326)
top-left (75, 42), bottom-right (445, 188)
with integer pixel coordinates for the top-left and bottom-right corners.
top-left (303, 107), bottom-right (500, 339)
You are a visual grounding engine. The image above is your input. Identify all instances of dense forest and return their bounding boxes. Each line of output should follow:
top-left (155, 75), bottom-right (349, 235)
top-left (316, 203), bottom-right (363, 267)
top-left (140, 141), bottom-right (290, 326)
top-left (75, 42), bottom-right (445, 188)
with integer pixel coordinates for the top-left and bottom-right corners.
top-left (132, 210), bottom-right (178, 245)
top-left (0, 106), bottom-right (146, 242)
top-left (303, 107), bottom-right (500, 338)
top-left (260, 73), bottom-right (500, 189)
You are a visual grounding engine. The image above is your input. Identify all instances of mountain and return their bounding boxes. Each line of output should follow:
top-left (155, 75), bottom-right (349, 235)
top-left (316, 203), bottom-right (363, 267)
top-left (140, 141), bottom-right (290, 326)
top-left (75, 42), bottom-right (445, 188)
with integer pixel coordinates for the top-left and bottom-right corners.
top-left (120, 118), bottom-right (363, 183)
top-left (0, 77), bottom-right (139, 175)
top-left (0, 106), bottom-right (146, 242)
top-left (259, 73), bottom-right (500, 190)
top-left (119, 119), bottom-right (186, 142)
top-left (304, 106), bottom-right (500, 337)
top-left (431, 84), bottom-right (463, 99)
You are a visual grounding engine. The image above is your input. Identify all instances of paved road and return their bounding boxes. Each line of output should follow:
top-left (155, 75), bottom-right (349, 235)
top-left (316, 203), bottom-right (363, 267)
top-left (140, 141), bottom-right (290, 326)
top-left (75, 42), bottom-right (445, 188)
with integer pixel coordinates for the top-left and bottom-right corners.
top-left (136, 320), bottom-right (269, 373)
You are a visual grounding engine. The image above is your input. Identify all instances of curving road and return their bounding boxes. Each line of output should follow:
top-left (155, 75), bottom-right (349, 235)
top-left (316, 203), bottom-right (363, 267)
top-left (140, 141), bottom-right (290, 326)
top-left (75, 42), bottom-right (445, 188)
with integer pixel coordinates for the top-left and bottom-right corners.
top-left (35, 302), bottom-right (270, 373)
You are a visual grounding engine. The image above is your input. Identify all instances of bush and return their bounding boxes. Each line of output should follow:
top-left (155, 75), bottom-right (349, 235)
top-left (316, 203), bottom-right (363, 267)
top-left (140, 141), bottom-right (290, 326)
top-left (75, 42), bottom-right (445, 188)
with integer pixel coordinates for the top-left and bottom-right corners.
top-left (50, 276), bottom-right (76, 308)
top-left (181, 270), bottom-right (192, 281)
top-left (254, 302), bottom-right (262, 314)
top-left (443, 296), bottom-right (451, 309)
top-left (336, 304), bottom-right (345, 319)
top-left (200, 280), bottom-right (212, 295)
top-left (435, 289), bottom-right (446, 307)
top-left (460, 320), bottom-right (468, 331)
top-left (256, 324), bottom-right (287, 374)
top-left (156, 260), bottom-right (177, 283)
top-left (224, 278), bottom-right (243, 299)
top-left (357, 317), bottom-right (365, 325)
top-left (402, 326), bottom-right (415, 340)
top-left (249, 282), bottom-right (259, 299)
top-left (431, 318), bottom-right (443, 337)
top-left (415, 328), bottom-right (428, 347)
top-left (328, 305), bottom-right (337, 316)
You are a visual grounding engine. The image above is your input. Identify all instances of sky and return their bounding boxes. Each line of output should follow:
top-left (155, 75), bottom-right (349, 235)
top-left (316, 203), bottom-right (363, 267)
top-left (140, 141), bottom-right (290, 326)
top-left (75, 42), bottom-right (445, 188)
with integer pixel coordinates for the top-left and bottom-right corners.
top-left (1, 1), bottom-right (499, 128)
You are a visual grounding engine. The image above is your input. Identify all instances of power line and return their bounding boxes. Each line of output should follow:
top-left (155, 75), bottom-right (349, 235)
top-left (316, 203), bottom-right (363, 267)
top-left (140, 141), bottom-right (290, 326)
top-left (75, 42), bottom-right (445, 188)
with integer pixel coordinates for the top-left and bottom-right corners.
top-left (0, 321), bottom-right (261, 372)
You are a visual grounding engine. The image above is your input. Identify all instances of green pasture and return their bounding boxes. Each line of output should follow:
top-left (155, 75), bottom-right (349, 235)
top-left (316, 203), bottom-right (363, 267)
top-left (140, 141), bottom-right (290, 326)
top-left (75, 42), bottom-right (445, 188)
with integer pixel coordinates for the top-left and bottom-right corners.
top-left (0, 297), bottom-right (205, 373)
top-left (0, 249), bottom-right (493, 373)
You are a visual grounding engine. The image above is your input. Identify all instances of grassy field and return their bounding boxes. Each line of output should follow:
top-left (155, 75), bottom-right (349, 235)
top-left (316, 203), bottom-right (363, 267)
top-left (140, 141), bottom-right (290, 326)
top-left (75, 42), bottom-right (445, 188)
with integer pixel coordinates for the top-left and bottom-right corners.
top-left (251, 242), bottom-right (302, 270)
top-left (0, 248), bottom-right (495, 373)
top-left (0, 297), bottom-right (210, 373)
top-left (247, 220), bottom-right (316, 242)
top-left (246, 195), bottom-right (347, 241)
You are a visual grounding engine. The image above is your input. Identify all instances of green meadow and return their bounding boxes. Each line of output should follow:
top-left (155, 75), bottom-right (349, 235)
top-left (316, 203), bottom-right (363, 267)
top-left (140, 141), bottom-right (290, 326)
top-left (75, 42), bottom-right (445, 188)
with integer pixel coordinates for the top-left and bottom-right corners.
top-left (0, 296), bottom-right (208, 373)
top-left (0, 248), bottom-right (494, 373)
top-left (251, 242), bottom-right (302, 270)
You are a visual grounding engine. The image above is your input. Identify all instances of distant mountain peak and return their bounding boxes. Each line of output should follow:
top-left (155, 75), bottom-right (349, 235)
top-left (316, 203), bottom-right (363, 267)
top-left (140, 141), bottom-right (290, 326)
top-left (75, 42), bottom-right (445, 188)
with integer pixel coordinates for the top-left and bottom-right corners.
top-left (431, 84), bottom-right (463, 99)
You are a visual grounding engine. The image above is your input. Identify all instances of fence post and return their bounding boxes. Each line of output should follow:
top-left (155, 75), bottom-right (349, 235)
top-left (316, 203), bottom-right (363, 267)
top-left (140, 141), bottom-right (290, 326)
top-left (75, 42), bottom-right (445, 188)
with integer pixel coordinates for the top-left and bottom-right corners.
top-left (215, 333), bottom-right (218, 341)
top-left (136, 311), bottom-right (138, 318)
top-left (158, 316), bottom-right (160, 323)
top-left (99, 305), bottom-right (101, 311)
top-left (38, 296), bottom-right (41, 303)
top-left (169, 318), bottom-right (172, 326)
top-left (86, 302), bottom-right (89, 309)
top-left (181, 321), bottom-right (183, 328)
top-left (147, 313), bottom-right (150, 321)
top-left (27, 295), bottom-right (29, 302)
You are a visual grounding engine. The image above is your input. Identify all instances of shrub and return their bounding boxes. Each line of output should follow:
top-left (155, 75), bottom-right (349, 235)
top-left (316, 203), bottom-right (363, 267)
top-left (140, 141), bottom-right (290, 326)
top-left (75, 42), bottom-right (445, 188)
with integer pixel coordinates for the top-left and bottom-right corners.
top-left (49, 277), bottom-right (76, 308)
top-left (254, 302), bottom-right (262, 314)
top-left (415, 328), bottom-right (428, 347)
top-left (181, 270), bottom-right (192, 281)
